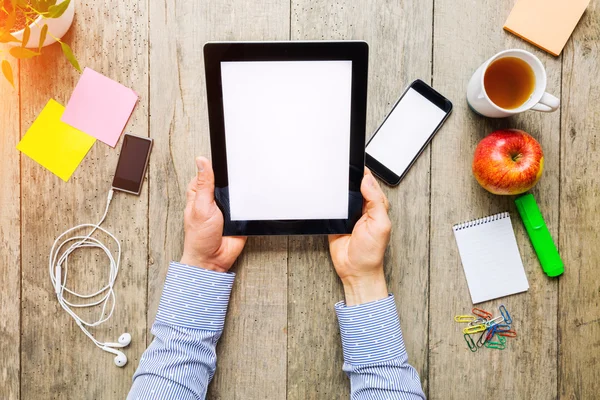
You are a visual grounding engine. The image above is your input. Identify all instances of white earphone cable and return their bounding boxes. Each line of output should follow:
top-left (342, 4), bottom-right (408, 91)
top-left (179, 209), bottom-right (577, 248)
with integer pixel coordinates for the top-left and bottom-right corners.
top-left (49, 189), bottom-right (121, 348)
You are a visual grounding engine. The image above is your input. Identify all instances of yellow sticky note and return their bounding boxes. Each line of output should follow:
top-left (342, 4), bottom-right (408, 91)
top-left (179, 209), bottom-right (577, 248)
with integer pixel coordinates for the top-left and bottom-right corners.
top-left (17, 99), bottom-right (95, 182)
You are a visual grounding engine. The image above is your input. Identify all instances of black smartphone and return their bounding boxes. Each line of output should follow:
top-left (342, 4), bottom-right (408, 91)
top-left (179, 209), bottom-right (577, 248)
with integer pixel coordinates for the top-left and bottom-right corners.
top-left (112, 134), bottom-right (153, 195)
top-left (365, 79), bottom-right (452, 186)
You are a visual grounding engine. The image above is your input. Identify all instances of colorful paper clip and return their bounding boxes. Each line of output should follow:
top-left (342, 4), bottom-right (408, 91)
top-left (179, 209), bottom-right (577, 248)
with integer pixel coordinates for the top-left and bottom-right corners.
top-left (497, 330), bottom-right (517, 338)
top-left (463, 324), bottom-right (487, 334)
top-left (485, 316), bottom-right (504, 327)
top-left (485, 334), bottom-right (507, 347)
top-left (499, 304), bottom-right (512, 324)
top-left (495, 324), bottom-right (512, 332)
top-left (472, 307), bottom-right (493, 320)
top-left (468, 317), bottom-right (486, 326)
top-left (464, 334), bottom-right (477, 352)
top-left (454, 315), bottom-right (477, 323)
top-left (476, 329), bottom-right (490, 347)
top-left (456, 305), bottom-right (516, 352)
top-left (485, 325), bottom-right (498, 341)
top-left (484, 341), bottom-right (506, 350)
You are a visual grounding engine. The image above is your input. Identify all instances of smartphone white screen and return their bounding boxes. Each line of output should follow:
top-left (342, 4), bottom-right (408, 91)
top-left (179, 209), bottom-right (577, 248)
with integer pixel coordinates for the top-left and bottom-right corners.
top-left (366, 88), bottom-right (447, 177)
top-left (220, 60), bottom-right (352, 221)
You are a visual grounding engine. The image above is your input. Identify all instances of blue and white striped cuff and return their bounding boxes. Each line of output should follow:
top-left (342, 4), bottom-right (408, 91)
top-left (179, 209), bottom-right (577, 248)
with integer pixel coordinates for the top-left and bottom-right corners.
top-left (335, 295), bottom-right (406, 365)
top-left (155, 261), bottom-right (235, 331)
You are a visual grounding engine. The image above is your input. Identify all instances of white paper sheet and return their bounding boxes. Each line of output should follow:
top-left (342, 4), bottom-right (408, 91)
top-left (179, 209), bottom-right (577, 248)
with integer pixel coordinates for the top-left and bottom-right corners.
top-left (453, 212), bottom-right (529, 304)
top-left (220, 60), bottom-right (352, 221)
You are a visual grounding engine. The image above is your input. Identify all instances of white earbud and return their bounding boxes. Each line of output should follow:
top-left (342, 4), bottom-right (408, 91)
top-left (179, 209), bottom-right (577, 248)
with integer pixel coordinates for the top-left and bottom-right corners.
top-left (50, 189), bottom-right (128, 368)
top-left (103, 333), bottom-right (132, 348)
top-left (101, 346), bottom-right (128, 367)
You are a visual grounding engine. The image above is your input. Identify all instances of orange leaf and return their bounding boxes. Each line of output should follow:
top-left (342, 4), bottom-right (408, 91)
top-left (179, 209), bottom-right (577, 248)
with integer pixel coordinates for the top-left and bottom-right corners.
top-left (38, 24), bottom-right (48, 51)
top-left (5, 10), bottom-right (17, 32)
top-left (2, 60), bottom-right (15, 88)
top-left (9, 47), bottom-right (40, 59)
top-left (0, 31), bottom-right (20, 43)
top-left (22, 25), bottom-right (30, 48)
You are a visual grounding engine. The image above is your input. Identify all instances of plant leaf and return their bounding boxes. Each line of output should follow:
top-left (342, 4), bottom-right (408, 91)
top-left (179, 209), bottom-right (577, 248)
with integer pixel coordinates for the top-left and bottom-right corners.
top-left (0, 31), bottom-right (21, 43)
top-left (9, 47), bottom-right (40, 59)
top-left (31, 0), bottom-right (56, 13)
top-left (60, 41), bottom-right (80, 72)
top-left (19, 0), bottom-right (34, 10)
top-left (32, 0), bottom-right (56, 13)
top-left (30, 0), bottom-right (41, 12)
top-left (5, 10), bottom-right (17, 32)
top-left (22, 25), bottom-right (30, 47)
top-left (38, 24), bottom-right (48, 51)
top-left (47, 0), bottom-right (70, 18)
top-left (2, 60), bottom-right (15, 88)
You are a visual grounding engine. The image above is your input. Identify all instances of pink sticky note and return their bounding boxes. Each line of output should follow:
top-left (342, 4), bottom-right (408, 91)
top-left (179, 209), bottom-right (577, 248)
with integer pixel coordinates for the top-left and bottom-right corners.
top-left (61, 67), bottom-right (138, 147)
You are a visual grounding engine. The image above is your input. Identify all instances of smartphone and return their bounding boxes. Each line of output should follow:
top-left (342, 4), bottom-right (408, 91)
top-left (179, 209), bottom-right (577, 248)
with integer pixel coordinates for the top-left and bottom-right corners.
top-left (365, 79), bottom-right (452, 186)
top-left (112, 134), bottom-right (153, 195)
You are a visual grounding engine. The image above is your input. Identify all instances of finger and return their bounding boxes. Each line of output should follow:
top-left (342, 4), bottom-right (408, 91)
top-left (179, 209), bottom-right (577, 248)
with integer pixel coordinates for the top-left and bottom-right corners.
top-left (363, 168), bottom-right (389, 210)
top-left (185, 176), bottom-right (197, 205)
top-left (327, 234), bottom-right (350, 257)
top-left (229, 236), bottom-right (248, 252)
top-left (360, 173), bottom-right (389, 222)
top-left (328, 234), bottom-right (345, 244)
top-left (194, 156), bottom-right (216, 212)
top-left (361, 168), bottom-right (372, 214)
top-left (230, 236), bottom-right (247, 244)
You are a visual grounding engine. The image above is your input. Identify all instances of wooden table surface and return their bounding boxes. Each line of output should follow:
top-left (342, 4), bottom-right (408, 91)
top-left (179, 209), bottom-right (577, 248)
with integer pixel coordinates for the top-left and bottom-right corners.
top-left (2, 0), bottom-right (599, 398)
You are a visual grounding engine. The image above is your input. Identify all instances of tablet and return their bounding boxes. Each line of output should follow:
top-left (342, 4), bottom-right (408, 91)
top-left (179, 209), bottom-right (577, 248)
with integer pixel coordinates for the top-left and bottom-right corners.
top-left (204, 41), bottom-right (368, 236)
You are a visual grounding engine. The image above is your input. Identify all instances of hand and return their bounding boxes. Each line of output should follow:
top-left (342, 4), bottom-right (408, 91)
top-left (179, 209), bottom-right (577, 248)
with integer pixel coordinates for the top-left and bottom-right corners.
top-left (328, 169), bottom-right (391, 305)
top-left (180, 157), bottom-right (247, 272)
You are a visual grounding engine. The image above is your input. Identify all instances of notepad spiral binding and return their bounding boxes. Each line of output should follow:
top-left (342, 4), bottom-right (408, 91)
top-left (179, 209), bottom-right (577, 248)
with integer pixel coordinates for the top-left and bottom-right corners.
top-left (453, 212), bottom-right (509, 231)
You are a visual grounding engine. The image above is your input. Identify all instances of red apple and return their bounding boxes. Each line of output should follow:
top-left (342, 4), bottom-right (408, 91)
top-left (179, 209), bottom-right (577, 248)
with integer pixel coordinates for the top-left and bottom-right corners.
top-left (472, 129), bottom-right (544, 195)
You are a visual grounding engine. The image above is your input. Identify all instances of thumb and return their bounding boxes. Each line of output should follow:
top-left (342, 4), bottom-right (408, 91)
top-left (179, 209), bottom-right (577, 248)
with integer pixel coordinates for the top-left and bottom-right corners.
top-left (360, 171), bottom-right (389, 221)
top-left (194, 156), bottom-right (215, 212)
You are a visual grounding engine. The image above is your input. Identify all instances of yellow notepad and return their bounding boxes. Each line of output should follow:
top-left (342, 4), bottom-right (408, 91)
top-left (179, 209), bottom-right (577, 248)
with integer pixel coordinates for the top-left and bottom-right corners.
top-left (17, 99), bottom-right (96, 182)
top-left (504, 0), bottom-right (590, 56)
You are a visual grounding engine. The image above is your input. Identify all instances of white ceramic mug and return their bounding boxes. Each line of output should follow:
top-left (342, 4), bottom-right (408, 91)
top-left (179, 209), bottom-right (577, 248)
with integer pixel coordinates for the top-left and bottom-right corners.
top-left (467, 49), bottom-right (559, 118)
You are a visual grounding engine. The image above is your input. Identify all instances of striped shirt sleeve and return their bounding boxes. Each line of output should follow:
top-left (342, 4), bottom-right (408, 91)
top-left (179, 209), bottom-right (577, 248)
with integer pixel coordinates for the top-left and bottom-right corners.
top-left (335, 295), bottom-right (426, 400)
top-left (128, 261), bottom-right (235, 400)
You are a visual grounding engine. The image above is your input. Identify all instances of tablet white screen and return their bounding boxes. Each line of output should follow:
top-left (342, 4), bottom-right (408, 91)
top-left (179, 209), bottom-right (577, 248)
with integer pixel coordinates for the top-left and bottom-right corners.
top-left (221, 60), bottom-right (352, 221)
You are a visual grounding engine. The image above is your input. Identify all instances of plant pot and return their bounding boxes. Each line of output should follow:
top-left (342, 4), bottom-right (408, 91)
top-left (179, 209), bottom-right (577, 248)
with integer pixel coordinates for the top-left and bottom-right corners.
top-left (11, 0), bottom-right (75, 48)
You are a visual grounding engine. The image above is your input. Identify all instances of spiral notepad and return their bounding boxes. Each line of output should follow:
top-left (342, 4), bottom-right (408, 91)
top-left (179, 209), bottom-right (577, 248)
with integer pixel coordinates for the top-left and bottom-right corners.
top-left (453, 212), bottom-right (529, 304)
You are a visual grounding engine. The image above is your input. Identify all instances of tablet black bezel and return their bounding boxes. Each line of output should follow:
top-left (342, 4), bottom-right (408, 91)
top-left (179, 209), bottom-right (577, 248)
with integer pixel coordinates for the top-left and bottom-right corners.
top-left (204, 41), bottom-right (368, 236)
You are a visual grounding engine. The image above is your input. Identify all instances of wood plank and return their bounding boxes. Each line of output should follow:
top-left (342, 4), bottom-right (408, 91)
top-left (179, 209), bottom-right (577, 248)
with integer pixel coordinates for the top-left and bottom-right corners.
top-left (209, 238), bottom-right (288, 399)
top-left (19, 2), bottom-right (149, 398)
top-left (430, 1), bottom-right (561, 398)
top-left (288, 1), bottom-right (434, 397)
top-left (0, 58), bottom-right (21, 400)
top-left (147, 1), bottom-right (290, 398)
top-left (559, 2), bottom-right (600, 397)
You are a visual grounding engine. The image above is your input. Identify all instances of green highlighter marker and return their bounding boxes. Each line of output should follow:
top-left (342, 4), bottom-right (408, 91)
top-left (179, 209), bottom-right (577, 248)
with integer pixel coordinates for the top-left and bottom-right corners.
top-left (515, 193), bottom-right (564, 277)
